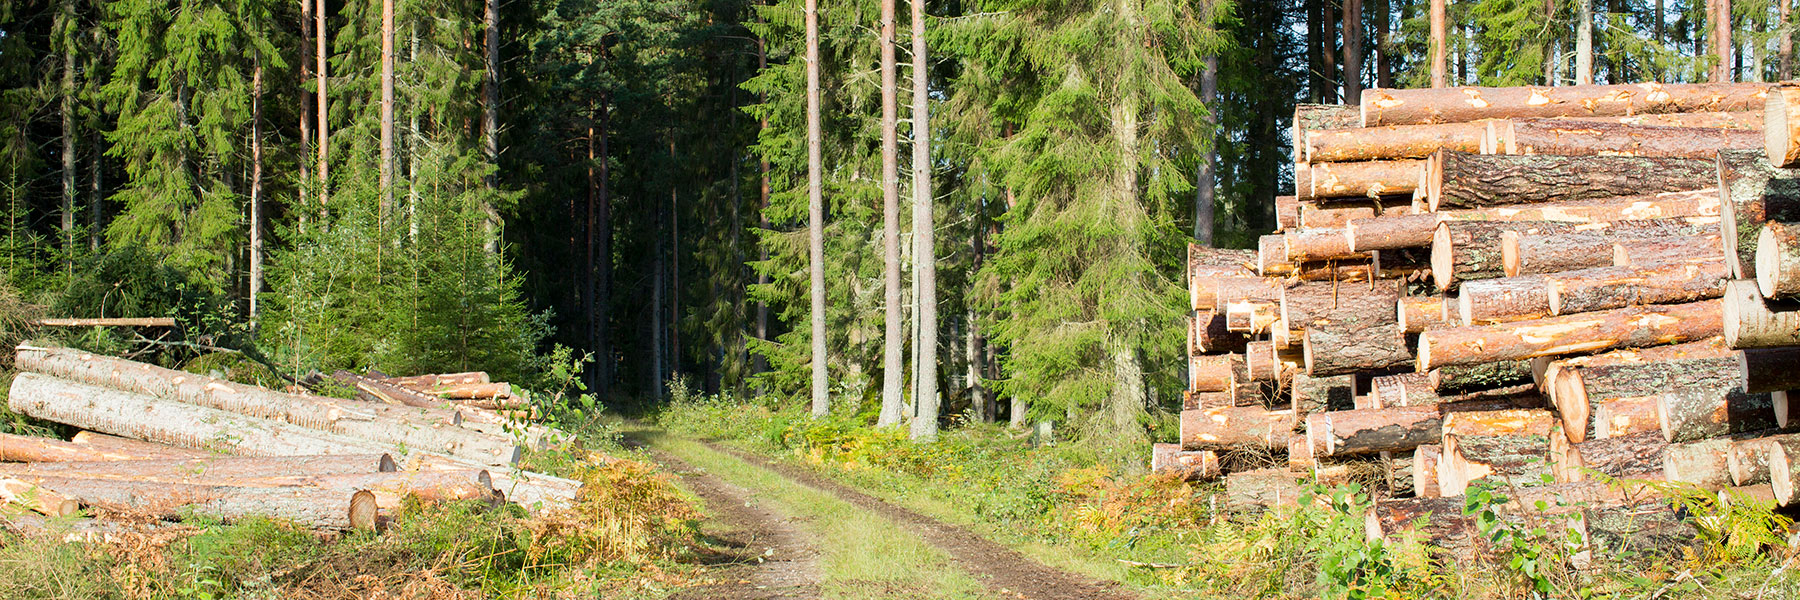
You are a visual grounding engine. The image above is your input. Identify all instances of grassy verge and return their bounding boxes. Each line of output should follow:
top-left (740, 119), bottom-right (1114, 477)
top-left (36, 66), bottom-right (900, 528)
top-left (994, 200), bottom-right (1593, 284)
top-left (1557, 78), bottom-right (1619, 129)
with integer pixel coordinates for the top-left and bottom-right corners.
top-left (651, 388), bottom-right (1800, 600)
top-left (628, 424), bottom-right (998, 600)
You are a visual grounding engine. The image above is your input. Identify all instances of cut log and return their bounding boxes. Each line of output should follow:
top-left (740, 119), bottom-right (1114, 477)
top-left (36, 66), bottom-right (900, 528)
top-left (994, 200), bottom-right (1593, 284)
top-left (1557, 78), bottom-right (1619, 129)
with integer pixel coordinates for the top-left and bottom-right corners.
top-left (1658, 388), bottom-right (1775, 443)
top-left (1502, 118), bottom-right (1761, 158)
top-left (309, 469), bottom-right (496, 509)
top-left (1307, 160), bottom-right (1425, 199)
top-left (329, 370), bottom-right (458, 410)
top-left (14, 476), bottom-right (378, 530)
top-left (1294, 163), bottom-right (1311, 198)
top-left (0, 454), bottom-right (396, 480)
top-left (1590, 396), bottom-right (1663, 440)
top-left (1426, 151), bottom-right (1717, 211)
top-left (1439, 409), bottom-right (1556, 497)
top-left (0, 478), bottom-right (80, 517)
top-left (1244, 341), bottom-right (1279, 381)
top-left (1306, 121), bottom-right (1489, 163)
top-left (1716, 150), bottom-right (1800, 280)
top-left (1765, 83), bottom-right (1800, 168)
top-left (1430, 361), bottom-right (1534, 393)
top-left (1663, 436), bottom-right (1745, 490)
top-left (1779, 391), bottom-right (1796, 427)
top-left (1284, 228), bottom-right (1362, 262)
top-left (1281, 280), bottom-right (1401, 332)
top-left (1192, 311), bottom-right (1250, 354)
top-left (1764, 437), bottom-right (1800, 504)
top-left (1398, 295), bottom-right (1452, 334)
top-left (1150, 443), bottom-right (1221, 481)
top-left (14, 346), bottom-right (517, 465)
top-left (1726, 433), bottom-right (1800, 486)
top-left (1257, 234), bottom-right (1293, 276)
top-left (1225, 301), bottom-right (1280, 334)
top-left (384, 371), bottom-right (490, 388)
top-left (1416, 301), bottom-right (1723, 371)
top-left (1346, 213), bottom-right (1440, 253)
top-left (1345, 189), bottom-right (1720, 253)
top-left (477, 468), bottom-right (583, 512)
top-left (1291, 373), bottom-right (1356, 419)
top-left (1559, 432), bottom-right (1666, 483)
top-left (1288, 435), bottom-right (1315, 472)
top-left (1207, 278), bottom-right (1286, 313)
top-left (1361, 83), bottom-right (1768, 127)
top-left (1458, 275), bottom-right (1551, 325)
top-left (1546, 260), bottom-right (1728, 316)
top-left (36, 317), bottom-right (176, 327)
top-left (1756, 221), bottom-right (1800, 299)
top-left (1722, 279), bottom-right (1800, 348)
top-left (1561, 111), bottom-right (1762, 129)
top-left (1431, 220), bottom-right (1571, 290)
top-left (1364, 496), bottom-right (1473, 546)
top-left (1276, 196), bottom-right (1301, 230)
top-left (69, 431), bottom-right (211, 459)
top-left (1303, 322), bottom-right (1412, 376)
top-left (1299, 202), bottom-right (1400, 229)
top-left (424, 382), bottom-right (513, 400)
top-left (1294, 103), bottom-right (1362, 164)
top-left (1183, 391), bottom-right (1232, 411)
top-left (1187, 245), bottom-right (1257, 280)
top-left (1306, 406), bottom-right (1443, 457)
top-left (1372, 373), bottom-right (1439, 409)
top-left (1413, 445), bottom-right (1442, 498)
top-left (0, 432), bottom-right (197, 463)
top-left (1189, 354), bottom-right (1237, 392)
top-left (1225, 468), bottom-right (1305, 513)
top-left (1227, 358), bottom-right (1266, 407)
top-left (1611, 235), bottom-right (1726, 267)
top-left (1500, 217), bottom-right (1720, 276)
top-left (1739, 348), bottom-right (1800, 394)
top-left (1179, 407), bottom-right (1294, 451)
top-left (1551, 353), bottom-right (1742, 442)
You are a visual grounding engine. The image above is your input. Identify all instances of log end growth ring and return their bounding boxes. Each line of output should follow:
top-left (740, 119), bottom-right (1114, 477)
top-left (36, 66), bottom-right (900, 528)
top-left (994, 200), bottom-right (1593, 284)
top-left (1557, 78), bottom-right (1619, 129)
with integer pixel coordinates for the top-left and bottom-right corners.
top-left (1430, 223), bottom-right (1454, 291)
top-left (1550, 369), bottom-right (1590, 444)
top-left (348, 489), bottom-right (378, 530)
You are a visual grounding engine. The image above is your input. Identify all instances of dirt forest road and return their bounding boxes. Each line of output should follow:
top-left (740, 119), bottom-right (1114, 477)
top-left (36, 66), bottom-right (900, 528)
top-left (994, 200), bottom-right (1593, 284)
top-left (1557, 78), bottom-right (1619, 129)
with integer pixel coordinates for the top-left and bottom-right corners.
top-left (624, 424), bottom-right (1140, 600)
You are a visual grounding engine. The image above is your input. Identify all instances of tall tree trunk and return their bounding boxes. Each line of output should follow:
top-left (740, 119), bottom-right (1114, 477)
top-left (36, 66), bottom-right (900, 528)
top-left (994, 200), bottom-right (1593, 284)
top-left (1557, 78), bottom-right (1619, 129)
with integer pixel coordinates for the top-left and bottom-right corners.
top-left (1754, 2), bottom-right (1767, 81)
top-left (1308, 0), bottom-right (1324, 102)
top-left (1782, 0), bottom-right (1793, 79)
top-left (1715, 0), bottom-right (1734, 82)
top-left (1577, 0), bottom-right (1594, 84)
top-left (1431, 0), bottom-right (1446, 87)
top-left (315, 0), bottom-right (328, 213)
top-left (1323, 0), bottom-right (1339, 103)
top-left (806, 0), bottom-right (828, 416)
top-left (299, 0), bottom-right (311, 218)
top-left (1108, 0), bottom-right (1148, 446)
top-left (650, 207), bottom-right (665, 401)
top-left (755, 35), bottom-right (771, 383)
top-left (968, 230), bottom-right (986, 421)
top-left (379, 0), bottom-right (394, 222)
top-left (57, 0), bottom-right (74, 267)
top-left (88, 127), bottom-right (100, 251)
top-left (249, 57), bottom-right (263, 321)
top-left (596, 100), bottom-right (613, 399)
top-left (1376, 0), bottom-right (1392, 88)
top-left (407, 24), bottom-right (419, 241)
top-left (1195, 54), bottom-right (1216, 245)
top-left (583, 120), bottom-right (596, 393)
top-left (1545, 0), bottom-right (1559, 85)
top-left (910, 0), bottom-right (938, 441)
top-left (481, 0), bottom-right (501, 249)
top-left (878, 0), bottom-right (905, 427)
top-left (1343, 0), bottom-right (1363, 103)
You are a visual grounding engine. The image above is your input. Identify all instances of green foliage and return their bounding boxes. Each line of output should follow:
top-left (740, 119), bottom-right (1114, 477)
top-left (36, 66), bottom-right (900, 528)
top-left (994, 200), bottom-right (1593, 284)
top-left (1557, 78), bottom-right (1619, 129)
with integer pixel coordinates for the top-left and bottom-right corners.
top-left (1462, 477), bottom-right (1584, 596)
top-left (1648, 478), bottom-right (1795, 565)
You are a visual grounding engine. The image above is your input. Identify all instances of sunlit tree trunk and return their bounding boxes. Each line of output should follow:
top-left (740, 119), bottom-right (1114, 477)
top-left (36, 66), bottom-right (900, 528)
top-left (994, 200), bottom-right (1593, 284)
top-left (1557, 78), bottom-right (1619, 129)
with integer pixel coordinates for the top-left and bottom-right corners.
top-left (880, 0), bottom-right (905, 427)
top-left (806, 0), bottom-right (828, 416)
top-left (1430, 0), bottom-right (1446, 87)
top-left (380, 0), bottom-right (394, 223)
top-left (909, 0), bottom-right (938, 440)
top-left (1577, 0), bottom-right (1594, 84)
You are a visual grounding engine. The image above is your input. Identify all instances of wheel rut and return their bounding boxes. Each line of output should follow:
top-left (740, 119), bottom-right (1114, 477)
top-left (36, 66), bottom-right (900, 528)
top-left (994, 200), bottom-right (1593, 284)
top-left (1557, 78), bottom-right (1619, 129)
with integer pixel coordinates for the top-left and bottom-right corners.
top-left (638, 443), bottom-right (822, 600)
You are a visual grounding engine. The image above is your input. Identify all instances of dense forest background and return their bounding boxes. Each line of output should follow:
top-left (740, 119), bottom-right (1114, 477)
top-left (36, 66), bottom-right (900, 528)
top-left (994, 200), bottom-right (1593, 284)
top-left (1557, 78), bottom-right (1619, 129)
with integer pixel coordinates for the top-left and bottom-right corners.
top-left (0, 0), bottom-right (1786, 447)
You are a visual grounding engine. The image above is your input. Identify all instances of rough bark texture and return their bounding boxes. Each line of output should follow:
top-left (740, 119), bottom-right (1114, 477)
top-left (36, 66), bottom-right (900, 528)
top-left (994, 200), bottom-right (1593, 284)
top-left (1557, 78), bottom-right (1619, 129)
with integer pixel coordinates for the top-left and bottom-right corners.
top-left (1299, 202), bottom-right (1402, 229)
top-left (13, 476), bottom-right (377, 530)
top-left (1365, 496), bottom-right (1473, 546)
top-left (1227, 357), bottom-right (1266, 407)
top-left (1584, 503), bottom-right (1696, 556)
top-left (1182, 391), bottom-right (1231, 411)
top-left (1755, 221), bottom-right (1800, 298)
top-left (1180, 407), bottom-right (1295, 451)
top-left (1292, 373), bottom-right (1357, 419)
top-left (1383, 450), bottom-right (1416, 496)
top-left (1306, 405), bottom-right (1444, 457)
top-left (1553, 355), bottom-right (1743, 442)
top-left (15, 347), bottom-right (517, 465)
top-left (1347, 213), bottom-right (1439, 252)
top-left (1225, 468), bottom-right (1305, 513)
top-left (1362, 83), bottom-right (1768, 127)
top-left (1431, 220), bottom-right (1570, 290)
top-left (1563, 432), bottom-right (1667, 482)
top-left (1611, 235), bottom-right (1727, 267)
top-left (1276, 196), bottom-right (1301, 230)
top-left (1304, 323), bottom-right (1412, 376)
top-left (1546, 260), bottom-right (1727, 316)
top-left (1503, 118), bottom-right (1761, 158)
top-left (1285, 227), bottom-right (1364, 262)
top-left (1244, 340), bottom-right (1279, 381)
top-left (1257, 234), bottom-right (1294, 275)
top-left (1658, 388), bottom-right (1774, 443)
top-left (1372, 373), bottom-right (1439, 408)
top-left (384, 372), bottom-right (490, 388)
top-left (1663, 436), bottom-right (1740, 490)
top-left (1439, 409), bottom-right (1556, 497)
top-left (1307, 160), bottom-right (1425, 199)
top-left (1765, 84), bottom-right (1800, 167)
top-left (1149, 443), bottom-right (1221, 481)
top-left (1723, 279), bottom-right (1800, 348)
top-left (1428, 151), bottom-right (1716, 211)
top-left (328, 371), bottom-right (459, 411)
top-left (1346, 189), bottom-right (1720, 253)
top-left (0, 432), bottom-right (194, 463)
top-left (1459, 275), bottom-right (1552, 325)
top-left (1739, 347), bottom-right (1800, 393)
top-left (1430, 360), bottom-right (1534, 393)
top-left (1503, 218), bottom-right (1722, 276)
top-left (0, 477), bottom-right (79, 517)
top-left (1306, 121), bottom-right (1488, 162)
top-left (1280, 281), bottom-right (1400, 343)
top-left (1226, 301), bottom-right (1280, 334)
top-left (1559, 111), bottom-right (1761, 129)
top-left (1716, 150), bottom-right (1800, 280)
top-left (1398, 295), bottom-right (1452, 333)
top-left (1416, 300), bottom-right (1723, 370)
top-left (71, 432), bottom-right (211, 459)
top-left (1189, 354), bottom-right (1237, 392)
top-left (1293, 104), bottom-right (1362, 165)
top-left (1726, 433), bottom-right (1798, 486)
top-left (422, 382), bottom-right (512, 400)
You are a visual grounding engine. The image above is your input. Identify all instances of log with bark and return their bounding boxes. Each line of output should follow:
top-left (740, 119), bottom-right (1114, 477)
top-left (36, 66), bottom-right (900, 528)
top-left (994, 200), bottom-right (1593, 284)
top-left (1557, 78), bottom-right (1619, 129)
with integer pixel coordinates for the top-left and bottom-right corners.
top-left (1583, 503), bottom-right (1696, 557)
top-left (1307, 399), bottom-right (1534, 458)
top-left (1294, 104), bottom-right (1362, 164)
top-left (1150, 443), bottom-right (1221, 481)
top-left (1663, 436), bottom-right (1752, 490)
top-left (1191, 311), bottom-right (1250, 354)
top-left (384, 371), bottom-right (490, 388)
top-left (1716, 150), bottom-right (1800, 280)
top-left (1765, 83), bottom-right (1800, 168)
top-left (1371, 372), bottom-right (1440, 409)
top-left (1398, 295), bottom-right (1452, 334)
top-left (1276, 196), bottom-right (1301, 230)
top-left (1561, 111), bottom-right (1761, 129)
top-left (0, 478), bottom-right (80, 517)
top-left (1430, 360), bottom-right (1534, 393)
top-left (1545, 260), bottom-right (1727, 316)
top-left (1189, 354), bottom-right (1237, 392)
top-left (35, 317), bottom-right (176, 328)
top-left (1226, 468), bottom-right (1306, 513)
top-left (12, 476), bottom-right (378, 530)
top-left (1500, 118), bottom-right (1761, 158)
top-left (1383, 450), bottom-right (1417, 496)
top-left (1425, 151), bottom-right (1717, 211)
top-left (1501, 218), bottom-right (1722, 277)
top-left (1361, 83), bottom-right (1767, 127)
top-left (1225, 301), bottom-right (1280, 334)
top-left (1458, 275), bottom-right (1551, 325)
top-left (1363, 496), bottom-right (1474, 546)
top-left (1431, 220), bottom-right (1571, 290)
top-left (1722, 279), bottom-right (1800, 348)
top-left (1299, 201), bottom-right (1408, 229)
top-left (1303, 322), bottom-right (1412, 376)
top-left (1557, 431), bottom-right (1666, 483)
top-left (14, 346), bottom-right (518, 464)
top-left (0, 454), bottom-right (398, 481)
top-left (1756, 221), bottom-right (1800, 299)
top-left (1179, 407), bottom-right (1295, 451)
top-left (1764, 437), bottom-right (1800, 504)
top-left (1292, 373), bottom-right (1357, 419)
top-left (1344, 189), bottom-right (1720, 253)
top-left (1726, 433), bottom-right (1800, 486)
top-left (1307, 160), bottom-right (1425, 199)
top-left (1416, 300), bottom-right (1723, 371)
top-left (1279, 280), bottom-right (1401, 345)
top-left (1285, 228), bottom-right (1363, 262)
top-left (1589, 396), bottom-right (1664, 440)
top-left (1227, 358), bottom-right (1267, 407)
top-left (1739, 347), bottom-right (1800, 394)
top-left (1207, 278), bottom-right (1287, 314)
top-left (1550, 352), bottom-right (1741, 442)
top-left (1306, 121), bottom-right (1490, 163)
top-left (69, 431), bottom-right (211, 459)
top-left (0, 432), bottom-right (198, 463)
top-left (329, 370), bottom-right (457, 410)
top-left (1611, 234), bottom-right (1726, 267)
top-left (1657, 388), bottom-right (1775, 443)
top-left (424, 382), bottom-right (513, 400)
top-left (1243, 341), bottom-right (1279, 382)
top-left (1257, 234), bottom-right (1293, 276)
top-left (1438, 409), bottom-right (1557, 497)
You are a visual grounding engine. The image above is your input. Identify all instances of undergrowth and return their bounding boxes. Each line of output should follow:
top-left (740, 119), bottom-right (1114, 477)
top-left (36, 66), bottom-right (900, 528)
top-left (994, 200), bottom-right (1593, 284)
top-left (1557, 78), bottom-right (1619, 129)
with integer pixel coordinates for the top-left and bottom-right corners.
top-left (654, 389), bottom-right (1800, 600)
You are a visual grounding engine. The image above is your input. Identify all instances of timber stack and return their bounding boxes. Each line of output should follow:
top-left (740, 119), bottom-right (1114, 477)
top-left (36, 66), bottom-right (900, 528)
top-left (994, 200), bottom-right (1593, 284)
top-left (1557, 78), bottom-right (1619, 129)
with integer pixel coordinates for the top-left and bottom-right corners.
top-left (1158, 81), bottom-right (1800, 553)
top-left (0, 345), bottom-right (583, 535)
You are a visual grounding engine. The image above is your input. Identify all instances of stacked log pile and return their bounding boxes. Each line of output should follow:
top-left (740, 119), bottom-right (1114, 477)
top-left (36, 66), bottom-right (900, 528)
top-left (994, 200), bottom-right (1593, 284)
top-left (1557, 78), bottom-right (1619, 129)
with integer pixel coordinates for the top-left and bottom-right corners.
top-left (1, 345), bottom-right (584, 533)
top-left (1159, 81), bottom-right (1800, 553)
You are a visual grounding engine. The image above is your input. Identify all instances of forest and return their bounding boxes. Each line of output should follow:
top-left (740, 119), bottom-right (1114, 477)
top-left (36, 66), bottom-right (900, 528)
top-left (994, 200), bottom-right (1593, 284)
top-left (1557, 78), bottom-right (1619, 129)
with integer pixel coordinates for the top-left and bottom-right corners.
top-left (4, 0), bottom-right (1800, 598)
